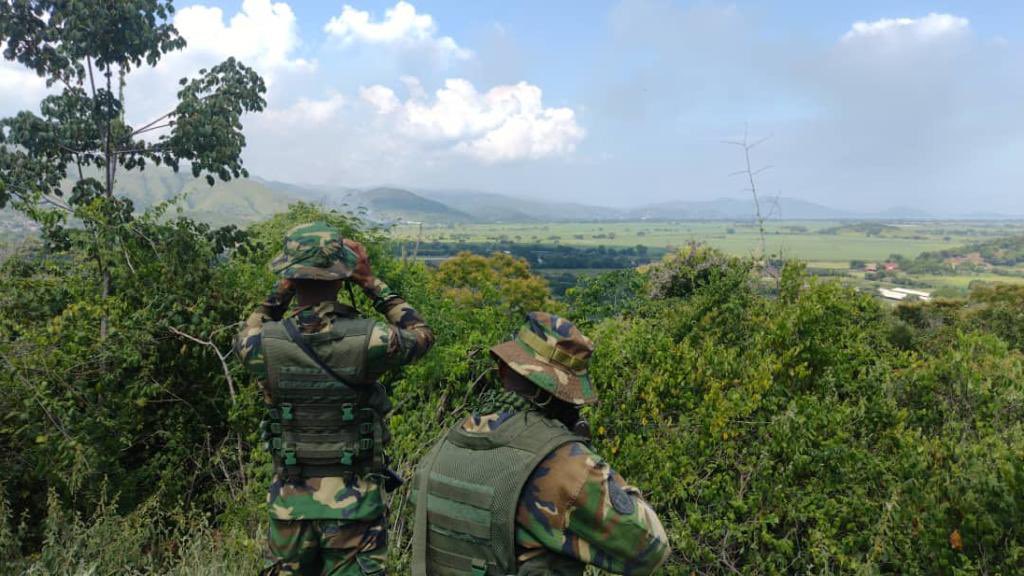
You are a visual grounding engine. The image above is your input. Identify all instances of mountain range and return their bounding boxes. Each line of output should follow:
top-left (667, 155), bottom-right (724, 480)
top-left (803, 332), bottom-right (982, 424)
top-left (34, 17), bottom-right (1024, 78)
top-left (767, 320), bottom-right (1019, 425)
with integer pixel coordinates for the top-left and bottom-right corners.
top-left (0, 166), bottom-right (1004, 229)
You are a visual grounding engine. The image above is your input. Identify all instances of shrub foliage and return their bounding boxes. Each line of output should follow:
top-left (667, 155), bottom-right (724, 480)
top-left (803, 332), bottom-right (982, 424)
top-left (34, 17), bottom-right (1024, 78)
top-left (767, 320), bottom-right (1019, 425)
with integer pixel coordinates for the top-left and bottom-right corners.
top-left (2, 210), bottom-right (1024, 574)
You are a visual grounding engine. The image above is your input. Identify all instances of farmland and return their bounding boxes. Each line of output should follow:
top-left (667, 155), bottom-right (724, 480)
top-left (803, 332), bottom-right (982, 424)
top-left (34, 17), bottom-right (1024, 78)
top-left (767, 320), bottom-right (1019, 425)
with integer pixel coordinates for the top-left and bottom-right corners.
top-left (392, 220), bottom-right (1024, 296)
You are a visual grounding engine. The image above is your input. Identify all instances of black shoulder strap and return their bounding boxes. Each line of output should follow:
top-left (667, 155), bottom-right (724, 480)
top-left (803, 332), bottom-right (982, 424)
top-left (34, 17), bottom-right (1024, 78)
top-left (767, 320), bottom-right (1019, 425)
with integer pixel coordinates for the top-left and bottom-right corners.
top-left (282, 318), bottom-right (363, 388)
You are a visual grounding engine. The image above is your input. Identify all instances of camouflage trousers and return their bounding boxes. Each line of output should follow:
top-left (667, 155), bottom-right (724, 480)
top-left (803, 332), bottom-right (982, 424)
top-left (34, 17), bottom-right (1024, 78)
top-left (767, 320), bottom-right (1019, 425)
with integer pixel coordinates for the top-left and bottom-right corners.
top-left (263, 516), bottom-right (387, 576)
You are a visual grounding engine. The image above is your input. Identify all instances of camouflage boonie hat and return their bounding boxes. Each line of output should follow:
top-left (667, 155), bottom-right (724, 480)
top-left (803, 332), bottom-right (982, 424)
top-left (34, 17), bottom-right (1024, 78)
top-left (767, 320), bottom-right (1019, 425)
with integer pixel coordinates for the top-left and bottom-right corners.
top-left (270, 222), bottom-right (357, 280)
top-left (490, 311), bottom-right (597, 405)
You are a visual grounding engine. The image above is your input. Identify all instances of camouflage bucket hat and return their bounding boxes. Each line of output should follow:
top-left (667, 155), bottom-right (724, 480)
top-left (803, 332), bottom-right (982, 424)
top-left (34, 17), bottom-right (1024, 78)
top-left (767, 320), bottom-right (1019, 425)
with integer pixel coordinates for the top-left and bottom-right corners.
top-left (270, 222), bottom-right (357, 281)
top-left (490, 311), bottom-right (598, 406)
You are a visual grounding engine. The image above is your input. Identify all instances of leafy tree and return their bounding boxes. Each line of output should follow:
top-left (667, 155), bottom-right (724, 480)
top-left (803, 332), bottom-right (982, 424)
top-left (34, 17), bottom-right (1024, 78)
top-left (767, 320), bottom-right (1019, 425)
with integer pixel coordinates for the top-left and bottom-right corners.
top-left (432, 252), bottom-right (559, 317)
top-left (0, 0), bottom-right (266, 336)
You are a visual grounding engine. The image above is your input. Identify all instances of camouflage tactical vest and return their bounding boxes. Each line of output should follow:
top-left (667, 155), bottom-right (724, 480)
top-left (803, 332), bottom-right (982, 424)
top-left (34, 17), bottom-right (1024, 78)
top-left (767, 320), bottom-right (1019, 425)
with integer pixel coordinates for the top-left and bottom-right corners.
top-left (260, 316), bottom-right (391, 480)
top-left (411, 411), bottom-right (586, 576)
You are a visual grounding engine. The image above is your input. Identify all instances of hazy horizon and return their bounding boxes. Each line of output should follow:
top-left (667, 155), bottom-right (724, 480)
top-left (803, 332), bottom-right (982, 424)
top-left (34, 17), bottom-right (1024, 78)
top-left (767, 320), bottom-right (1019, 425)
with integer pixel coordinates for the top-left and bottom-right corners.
top-left (3, 0), bottom-right (1023, 214)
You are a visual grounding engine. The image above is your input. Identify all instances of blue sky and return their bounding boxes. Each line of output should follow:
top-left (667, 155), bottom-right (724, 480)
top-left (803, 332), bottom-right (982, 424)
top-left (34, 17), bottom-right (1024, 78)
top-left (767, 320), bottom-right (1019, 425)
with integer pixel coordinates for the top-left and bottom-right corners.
top-left (4, 0), bottom-right (1023, 214)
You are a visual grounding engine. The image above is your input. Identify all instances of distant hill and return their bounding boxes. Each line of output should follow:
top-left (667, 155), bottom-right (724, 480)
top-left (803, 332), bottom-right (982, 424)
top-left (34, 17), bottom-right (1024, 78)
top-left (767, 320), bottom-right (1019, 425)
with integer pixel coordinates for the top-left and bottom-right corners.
top-left (339, 187), bottom-right (472, 223)
top-left (11, 167), bottom-right (1018, 230)
top-left (625, 197), bottom-right (854, 220)
top-left (113, 169), bottom-right (296, 226)
top-left (416, 189), bottom-right (622, 222)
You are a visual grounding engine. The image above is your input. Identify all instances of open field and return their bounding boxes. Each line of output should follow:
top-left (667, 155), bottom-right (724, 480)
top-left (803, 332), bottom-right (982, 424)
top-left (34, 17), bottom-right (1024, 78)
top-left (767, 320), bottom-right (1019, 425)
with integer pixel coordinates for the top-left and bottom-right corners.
top-left (392, 220), bottom-right (1024, 297)
top-left (393, 220), bottom-right (1024, 262)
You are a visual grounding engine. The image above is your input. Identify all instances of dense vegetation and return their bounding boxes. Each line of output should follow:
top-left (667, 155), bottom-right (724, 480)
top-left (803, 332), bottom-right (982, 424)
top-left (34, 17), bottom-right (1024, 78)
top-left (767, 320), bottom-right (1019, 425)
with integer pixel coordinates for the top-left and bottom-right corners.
top-left (2, 203), bottom-right (1024, 574)
top-left (411, 240), bottom-right (655, 270)
top-left (2, 4), bottom-right (1022, 573)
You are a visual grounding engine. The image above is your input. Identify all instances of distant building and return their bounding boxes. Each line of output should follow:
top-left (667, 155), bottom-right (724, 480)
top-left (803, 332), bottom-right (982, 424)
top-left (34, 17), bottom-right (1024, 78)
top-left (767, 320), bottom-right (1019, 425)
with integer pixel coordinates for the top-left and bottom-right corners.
top-left (945, 252), bottom-right (988, 270)
top-left (883, 261), bottom-right (899, 272)
top-left (878, 288), bottom-right (908, 301)
top-left (878, 287), bottom-right (931, 302)
top-left (865, 262), bottom-right (878, 272)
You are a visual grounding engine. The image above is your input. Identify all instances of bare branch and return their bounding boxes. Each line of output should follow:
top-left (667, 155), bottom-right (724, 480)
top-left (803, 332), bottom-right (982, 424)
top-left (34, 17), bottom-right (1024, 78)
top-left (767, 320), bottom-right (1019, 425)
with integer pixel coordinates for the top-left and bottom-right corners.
top-left (131, 112), bottom-right (174, 137)
top-left (167, 326), bottom-right (238, 404)
top-left (86, 56), bottom-right (97, 98)
top-left (723, 125), bottom-right (777, 265)
top-left (9, 188), bottom-right (73, 214)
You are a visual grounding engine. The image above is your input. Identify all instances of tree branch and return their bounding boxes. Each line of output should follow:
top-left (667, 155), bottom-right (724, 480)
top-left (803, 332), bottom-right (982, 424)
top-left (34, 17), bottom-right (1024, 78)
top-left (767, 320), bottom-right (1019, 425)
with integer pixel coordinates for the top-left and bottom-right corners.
top-left (86, 57), bottom-right (97, 98)
top-left (167, 326), bottom-right (238, 404)
top-left (131, 112), bottom-right (174, 137)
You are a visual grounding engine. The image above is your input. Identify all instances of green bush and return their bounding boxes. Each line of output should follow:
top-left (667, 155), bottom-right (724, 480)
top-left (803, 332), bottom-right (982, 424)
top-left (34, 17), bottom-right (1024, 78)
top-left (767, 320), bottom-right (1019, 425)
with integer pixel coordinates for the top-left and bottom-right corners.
top-left (4, 219), bottom-right (1024, 574)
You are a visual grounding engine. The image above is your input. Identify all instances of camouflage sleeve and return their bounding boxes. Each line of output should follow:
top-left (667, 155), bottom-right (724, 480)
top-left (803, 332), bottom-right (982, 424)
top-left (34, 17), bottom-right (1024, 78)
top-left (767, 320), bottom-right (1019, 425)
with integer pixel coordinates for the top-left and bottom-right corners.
top-left (516, 442), bottom-right (671, 576)
top-left (364, 278), bottom-right (434, 378)
top-left (233, 309), bottom-right (270, 381)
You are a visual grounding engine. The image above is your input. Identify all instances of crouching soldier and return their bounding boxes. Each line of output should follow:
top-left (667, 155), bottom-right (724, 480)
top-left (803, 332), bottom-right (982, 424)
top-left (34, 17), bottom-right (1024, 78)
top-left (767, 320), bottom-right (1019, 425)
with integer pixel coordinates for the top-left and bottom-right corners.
top-left (235, 222), bottom-right (435, 575)
top-left (411, 312), bottom-right (670, 575)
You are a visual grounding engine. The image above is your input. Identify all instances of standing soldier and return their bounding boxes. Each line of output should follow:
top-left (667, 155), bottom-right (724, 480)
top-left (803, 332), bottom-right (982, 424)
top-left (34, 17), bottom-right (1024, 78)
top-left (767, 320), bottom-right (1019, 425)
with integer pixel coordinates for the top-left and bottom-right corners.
top-left (411, 312), bottom-right (670, 576)
top-left (236, 222), bottom-right (435, 576)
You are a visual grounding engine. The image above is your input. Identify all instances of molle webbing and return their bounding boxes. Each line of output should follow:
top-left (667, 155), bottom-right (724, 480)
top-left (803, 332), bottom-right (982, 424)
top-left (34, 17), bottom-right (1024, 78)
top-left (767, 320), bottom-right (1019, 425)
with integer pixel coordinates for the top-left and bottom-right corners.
top-left (412, 412), bottom-right (585, 576)
top-left (261, 317), bottom-right (388, 479)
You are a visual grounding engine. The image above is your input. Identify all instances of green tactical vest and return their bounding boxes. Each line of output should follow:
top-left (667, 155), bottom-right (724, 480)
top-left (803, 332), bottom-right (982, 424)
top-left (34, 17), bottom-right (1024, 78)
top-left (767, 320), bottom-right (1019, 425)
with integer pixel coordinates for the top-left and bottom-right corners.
top-left (260, 316), bottom-right (391, 480)
top-left (412, 411), bottom-right (587, 576)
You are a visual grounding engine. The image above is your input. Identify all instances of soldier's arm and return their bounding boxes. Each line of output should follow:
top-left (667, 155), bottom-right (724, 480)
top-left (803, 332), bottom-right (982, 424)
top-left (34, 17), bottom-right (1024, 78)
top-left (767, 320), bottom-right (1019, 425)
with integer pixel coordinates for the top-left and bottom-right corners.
top-left (232, 280), bottom-right (292, 380)
top-left (233, 310), bottom-right (269, 380)
top-left (364, 278), bottom-right (435, 376)
top-left (516, 442), bottom-right (671, 575)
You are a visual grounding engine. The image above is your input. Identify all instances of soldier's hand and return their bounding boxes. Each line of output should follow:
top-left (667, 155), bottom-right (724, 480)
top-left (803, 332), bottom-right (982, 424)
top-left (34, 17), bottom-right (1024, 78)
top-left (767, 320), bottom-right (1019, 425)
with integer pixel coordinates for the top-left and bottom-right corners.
top-left (275, 278), bottom-right (295, 296)
top-left (344, 239), bottom-right (375, 290)
top-left (261, 278), bottom-right (296, 320)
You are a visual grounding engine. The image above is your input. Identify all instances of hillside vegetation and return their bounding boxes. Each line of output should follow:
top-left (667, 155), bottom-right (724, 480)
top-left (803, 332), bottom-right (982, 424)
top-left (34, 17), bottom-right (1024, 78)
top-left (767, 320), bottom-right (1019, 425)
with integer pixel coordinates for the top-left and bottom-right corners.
top-left (2, 204), bottom-right (1023, 574)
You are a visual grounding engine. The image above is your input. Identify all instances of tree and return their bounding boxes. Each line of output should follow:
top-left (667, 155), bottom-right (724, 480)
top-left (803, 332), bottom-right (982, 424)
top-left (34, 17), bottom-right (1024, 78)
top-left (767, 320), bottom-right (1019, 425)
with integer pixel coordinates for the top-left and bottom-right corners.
top-left (0, 0), bottom-right (266, 337)
top-left (432, 252), bottom-right (558, 317)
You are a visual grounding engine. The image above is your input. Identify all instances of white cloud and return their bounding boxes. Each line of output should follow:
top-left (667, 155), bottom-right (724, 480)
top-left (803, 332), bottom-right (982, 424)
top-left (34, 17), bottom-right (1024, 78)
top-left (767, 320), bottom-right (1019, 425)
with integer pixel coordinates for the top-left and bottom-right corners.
top-left (0, 44), bottom-right (50, 114)
top-left (123, 0), bottom-right (315, 130)
top-left (842, 13), bottom-right (969, 43)
top-left (261, 94), bottom-right (345, 126)
top-left (173, 0), bottom-right (314, 75)
top-left (324, 1), bottom-right (471, 61)
top-left (360, 85), bottom-right (399, 114)
top-left (361, 78), bottom-right (584, 162)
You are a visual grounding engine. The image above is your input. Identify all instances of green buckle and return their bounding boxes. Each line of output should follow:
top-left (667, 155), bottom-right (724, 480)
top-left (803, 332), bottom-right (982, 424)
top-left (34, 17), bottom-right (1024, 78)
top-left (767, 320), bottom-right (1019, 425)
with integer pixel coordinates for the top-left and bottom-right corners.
top-left (340, 451), bottom-right (354, 466)
top-left (280, 403), bottom-right (293, 421)
top-left (271, 437), bottom-right (282, 451)
top-left (341, 403), bottom-right (355, 422)
top-left (283, 448), bottom-right (297, 466)
top-left (360, 422), bottom-right (373, 435)
top-left (271, 423), bottom-right (281, 435)
top-left (267, 407), bottom-right (280, 420)
top-left (471, 559), bottom-right (486, 576)
top-left (359, 438), bottom-right (373, 452)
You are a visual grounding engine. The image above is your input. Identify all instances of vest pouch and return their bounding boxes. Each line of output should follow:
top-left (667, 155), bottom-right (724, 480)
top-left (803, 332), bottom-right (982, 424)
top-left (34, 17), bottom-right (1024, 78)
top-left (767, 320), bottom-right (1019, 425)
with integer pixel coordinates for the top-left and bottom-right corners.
top-left (262, 317), bottom-right (389, 480)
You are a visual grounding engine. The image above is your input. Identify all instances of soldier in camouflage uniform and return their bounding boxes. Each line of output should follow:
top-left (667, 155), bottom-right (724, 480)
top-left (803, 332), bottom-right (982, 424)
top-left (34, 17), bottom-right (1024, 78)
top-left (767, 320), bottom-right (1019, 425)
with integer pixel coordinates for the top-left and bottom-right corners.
top-left (411, 312), bottom-right (670, 576)
top-left (235, 222), bottom-right (434, 575)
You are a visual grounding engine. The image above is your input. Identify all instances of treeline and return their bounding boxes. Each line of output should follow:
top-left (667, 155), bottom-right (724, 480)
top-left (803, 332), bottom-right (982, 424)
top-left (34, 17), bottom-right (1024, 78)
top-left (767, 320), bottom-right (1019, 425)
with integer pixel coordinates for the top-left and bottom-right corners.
top-left (407, 240), bottom-right (657, 269)
top-left (885, 235), bottom-right (1024, 275)
top-left (3, 205), bottom-right (1024, 574)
